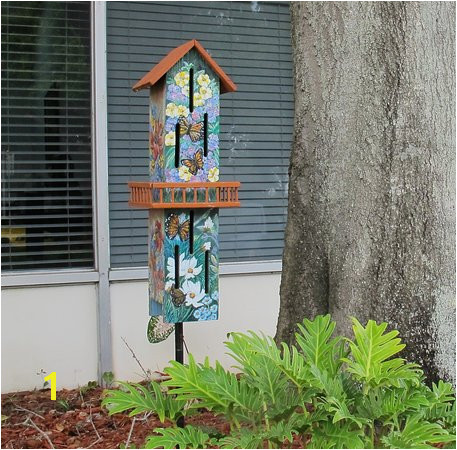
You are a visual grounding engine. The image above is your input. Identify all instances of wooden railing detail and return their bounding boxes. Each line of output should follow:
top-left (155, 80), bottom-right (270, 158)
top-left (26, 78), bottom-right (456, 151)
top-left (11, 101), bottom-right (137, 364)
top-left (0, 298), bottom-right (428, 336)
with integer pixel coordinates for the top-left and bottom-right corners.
top-left (128, 181), bottom-right (241, 209)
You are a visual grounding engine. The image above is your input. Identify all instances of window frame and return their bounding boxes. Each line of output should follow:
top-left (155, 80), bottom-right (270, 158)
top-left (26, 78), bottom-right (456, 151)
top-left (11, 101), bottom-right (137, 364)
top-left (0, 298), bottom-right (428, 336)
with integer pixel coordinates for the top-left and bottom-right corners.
top-left (2, 1), bottom-right (101, 287)
top-left (108, 260), bottom-right (282, 283)
top-left (1, 1), bottom-right (96, 273)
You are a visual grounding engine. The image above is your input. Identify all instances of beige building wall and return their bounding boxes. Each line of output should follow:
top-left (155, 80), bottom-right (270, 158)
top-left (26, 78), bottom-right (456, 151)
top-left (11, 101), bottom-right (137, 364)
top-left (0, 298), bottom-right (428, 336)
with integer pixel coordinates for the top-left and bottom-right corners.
top-left (1, 284), bottom-right (99, 393)
top-left (110, 273), bottom-right (281, 380)
top-left (1, 272), bottom-right (281, 392)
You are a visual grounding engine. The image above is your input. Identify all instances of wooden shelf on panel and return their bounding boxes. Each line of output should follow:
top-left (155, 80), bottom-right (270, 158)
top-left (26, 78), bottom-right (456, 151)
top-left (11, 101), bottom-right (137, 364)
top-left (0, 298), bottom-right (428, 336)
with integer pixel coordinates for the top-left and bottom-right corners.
top-left (128, 181), bottom-right (240, 209)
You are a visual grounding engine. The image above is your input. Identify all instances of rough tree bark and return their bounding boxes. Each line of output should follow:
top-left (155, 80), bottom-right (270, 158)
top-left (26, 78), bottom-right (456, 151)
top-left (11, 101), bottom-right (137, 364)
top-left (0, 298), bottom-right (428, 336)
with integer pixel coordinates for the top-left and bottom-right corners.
top-left (276, 2), bottom-right (455, 383)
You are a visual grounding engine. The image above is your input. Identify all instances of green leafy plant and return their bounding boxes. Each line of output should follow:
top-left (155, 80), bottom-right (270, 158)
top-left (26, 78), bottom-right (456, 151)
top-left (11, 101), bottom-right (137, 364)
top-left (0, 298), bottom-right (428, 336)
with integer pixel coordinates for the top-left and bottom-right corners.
top-left (102, 381), bottom-right (187, 425)
top-left (79, 380), bottom-right (98, 396)
top-left (102, 371), bottom-right (115, 387)
top-left (56, 399), bottom-right (71, 412)
top-left (145, 426), bottom-right (215, 449)
top-left (102, 315), bottom-right (456, 448)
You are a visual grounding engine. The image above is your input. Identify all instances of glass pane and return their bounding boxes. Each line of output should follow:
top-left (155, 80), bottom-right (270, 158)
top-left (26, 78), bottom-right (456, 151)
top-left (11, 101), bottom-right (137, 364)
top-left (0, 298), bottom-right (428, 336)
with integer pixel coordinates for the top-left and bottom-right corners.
top-left (1, 1), bottom-right (93, 271)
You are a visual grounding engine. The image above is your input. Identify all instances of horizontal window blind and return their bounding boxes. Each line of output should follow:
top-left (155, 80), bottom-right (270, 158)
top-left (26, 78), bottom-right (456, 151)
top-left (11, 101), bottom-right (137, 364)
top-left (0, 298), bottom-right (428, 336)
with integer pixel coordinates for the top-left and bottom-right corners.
top-left (107, 1), bottom-right (292, 266)
top-left (1, 1), bottom-right (93, 271)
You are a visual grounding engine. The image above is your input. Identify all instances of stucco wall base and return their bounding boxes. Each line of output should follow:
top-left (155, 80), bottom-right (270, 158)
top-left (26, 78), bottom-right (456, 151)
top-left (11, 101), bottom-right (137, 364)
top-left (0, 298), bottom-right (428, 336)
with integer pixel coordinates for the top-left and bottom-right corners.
top-left (110, 273), bottom-right (281, 381)
top-left (1, 272), bottom-right (281, 392)
top-left (1, 284), bottom-right (99, 393)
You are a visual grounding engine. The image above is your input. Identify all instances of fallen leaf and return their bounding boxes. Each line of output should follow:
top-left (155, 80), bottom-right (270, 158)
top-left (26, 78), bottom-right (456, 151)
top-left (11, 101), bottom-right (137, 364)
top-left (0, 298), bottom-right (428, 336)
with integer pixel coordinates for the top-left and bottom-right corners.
top-left (25, 438), bottom-right (42, 448)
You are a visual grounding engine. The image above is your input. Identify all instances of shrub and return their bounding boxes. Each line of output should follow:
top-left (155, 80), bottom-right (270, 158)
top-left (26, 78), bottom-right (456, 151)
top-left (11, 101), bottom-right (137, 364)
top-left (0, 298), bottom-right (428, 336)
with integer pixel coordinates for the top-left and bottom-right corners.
top-left (102, 315), bottom-right (456, 448)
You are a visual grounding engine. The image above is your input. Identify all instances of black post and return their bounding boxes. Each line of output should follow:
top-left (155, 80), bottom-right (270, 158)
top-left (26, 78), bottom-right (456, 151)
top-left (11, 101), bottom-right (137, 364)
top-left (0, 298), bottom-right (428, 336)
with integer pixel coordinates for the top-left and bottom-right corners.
top-left (175, 322), bottom-right (185, 428)
top-left (175, 322), bottom-right (184, 364)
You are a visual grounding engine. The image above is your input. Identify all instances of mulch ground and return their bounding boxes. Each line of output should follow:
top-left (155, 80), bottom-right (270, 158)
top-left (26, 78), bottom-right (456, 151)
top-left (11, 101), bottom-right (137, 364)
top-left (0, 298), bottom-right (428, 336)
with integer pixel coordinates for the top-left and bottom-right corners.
top-left (1, 386), bottom-right (228, 449)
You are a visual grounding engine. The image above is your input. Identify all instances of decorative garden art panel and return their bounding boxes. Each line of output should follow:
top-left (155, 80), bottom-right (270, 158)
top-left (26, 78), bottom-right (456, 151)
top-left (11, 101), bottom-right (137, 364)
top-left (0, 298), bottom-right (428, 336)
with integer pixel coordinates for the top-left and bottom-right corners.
top-left (128, 40), bottom-right (239, 342)
top-left (164, 53), bottom-right (220, 184)
top-left (162, 209), bottom-right (219, 323)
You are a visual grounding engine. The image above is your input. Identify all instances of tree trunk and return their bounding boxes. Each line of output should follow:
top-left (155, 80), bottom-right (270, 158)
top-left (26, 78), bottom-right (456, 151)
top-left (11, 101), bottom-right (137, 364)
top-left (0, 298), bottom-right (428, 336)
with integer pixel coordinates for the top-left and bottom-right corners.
top-left (276, 1), bottom-right (455, 383)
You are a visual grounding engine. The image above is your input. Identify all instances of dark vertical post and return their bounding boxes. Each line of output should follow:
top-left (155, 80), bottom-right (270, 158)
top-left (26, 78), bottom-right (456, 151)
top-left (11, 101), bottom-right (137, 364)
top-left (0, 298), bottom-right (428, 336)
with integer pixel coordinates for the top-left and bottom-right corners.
top-left (189, 210), bottom-right (194, 254)
top-left (175, 322), bottom-right (184, 428)
top-left (203, 113), bottom-right (208, 156)
top-left (189, 68), bottom-right (194, 112)
top-left (175, 322), bottom-right (184, 364)
top-left (175, 122), bottom-right (180, 168)
top-left (204, 250), bottom-right (210, 293)
top-left (174, 243), bottom-right (184, 427)
top-left (173, 242), bottom-right (185, 426)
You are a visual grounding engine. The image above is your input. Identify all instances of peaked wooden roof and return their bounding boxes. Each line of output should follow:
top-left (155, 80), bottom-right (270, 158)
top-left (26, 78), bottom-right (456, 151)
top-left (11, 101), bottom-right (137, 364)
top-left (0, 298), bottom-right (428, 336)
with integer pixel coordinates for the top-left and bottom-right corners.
top-left (132, 39), bottom-right (237, 93)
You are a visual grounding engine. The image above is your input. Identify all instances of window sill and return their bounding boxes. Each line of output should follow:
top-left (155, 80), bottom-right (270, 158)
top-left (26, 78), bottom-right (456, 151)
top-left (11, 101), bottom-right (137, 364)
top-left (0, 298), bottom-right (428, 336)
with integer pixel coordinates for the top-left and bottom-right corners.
top-left (109, 260), bottom-right (282, 282)
top-left (1, 261), bottom-right (282, 288)
top-left (2, 269), bottom-right (100, 288)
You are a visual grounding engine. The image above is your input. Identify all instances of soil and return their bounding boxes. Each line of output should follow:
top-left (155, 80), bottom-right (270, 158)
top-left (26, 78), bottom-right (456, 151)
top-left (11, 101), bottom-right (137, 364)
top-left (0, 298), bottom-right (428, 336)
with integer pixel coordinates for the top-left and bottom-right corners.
top-left (1, 386), bottom-right (229, 449)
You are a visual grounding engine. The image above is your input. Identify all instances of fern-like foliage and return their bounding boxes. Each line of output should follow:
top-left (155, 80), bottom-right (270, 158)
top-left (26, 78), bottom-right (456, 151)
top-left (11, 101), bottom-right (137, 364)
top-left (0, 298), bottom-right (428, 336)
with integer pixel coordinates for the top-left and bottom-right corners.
top-left (218, 428), bottom-right (264, 449)
top-left (424, 381), bottom-right (456, 433)
top-left (381, 414), bottom-right (456, 449)
top-left (296, 314), bottom-right (345, 375)
top-left (308, 365), bottom-right (367, 428)
top-left (308, 421), bottom-right (366, 449)
top-left (356, 384), bottom-right (429, 425)
top-left (226, 331), bottom-right (299, 421)
top-left (264, 412), bottom-right (311, 444)
top-left (227, 329), bottom-right (313, 392)
top-left (103, 315), bottom-right (456, 449)
top-left (164, 354), bottom-right (263, 426)
top-left (101, 381), bottom-right (185, 423)
top-left (144, 425), bottom-right (214, 449)
top-left (342, 318), bottom-right (421, 390)
top-left (218, 414), bottom-right (311, 449)
top-left (278, 342), bottom-right (312, 388)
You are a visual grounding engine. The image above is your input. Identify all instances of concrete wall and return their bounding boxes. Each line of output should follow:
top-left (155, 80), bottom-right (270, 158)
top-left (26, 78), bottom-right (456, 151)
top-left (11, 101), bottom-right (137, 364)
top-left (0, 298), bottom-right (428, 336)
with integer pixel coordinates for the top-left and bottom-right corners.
top-left (1, 272), bottom-right (281, 392)
top-left (1, 284), bottom-right (99, 393)
top-left (110, 273), bottom-right (281, 380)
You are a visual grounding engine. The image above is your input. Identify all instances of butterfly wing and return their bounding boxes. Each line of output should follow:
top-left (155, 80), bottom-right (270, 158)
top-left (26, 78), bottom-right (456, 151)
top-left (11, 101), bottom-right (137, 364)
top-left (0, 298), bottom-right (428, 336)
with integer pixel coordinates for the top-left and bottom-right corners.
top-left (170, 287), bottom-right (186, 307)
top-left (165, 214), bottom-right (180, 239)
top-left (147, 316), bottom-right (174, 344)
top-left (194, 149), bottom-right (204, 170)
top-left (178, 117), bottom-right (190, 137)
top-left (188, 122), bottom-right (204, 142)
top-left (178, 219), bottom-right (190, 241)
top-left (181, 158), bottom-right (198, 175)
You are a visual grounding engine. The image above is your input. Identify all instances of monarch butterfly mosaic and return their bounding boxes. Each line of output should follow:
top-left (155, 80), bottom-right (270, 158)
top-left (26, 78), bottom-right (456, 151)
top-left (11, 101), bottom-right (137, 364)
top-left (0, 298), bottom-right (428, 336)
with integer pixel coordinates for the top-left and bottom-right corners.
top-left (178, 117), bottom-right (204, 142)
top-left (165, 213), bottom-right (190, 241)
top-left (181, 149), bottom-right (204, 176)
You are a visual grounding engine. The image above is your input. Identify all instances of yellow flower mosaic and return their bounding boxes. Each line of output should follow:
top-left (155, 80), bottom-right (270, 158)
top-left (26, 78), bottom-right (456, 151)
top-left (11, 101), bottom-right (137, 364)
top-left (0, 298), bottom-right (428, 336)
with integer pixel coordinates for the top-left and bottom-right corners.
top-left (199, 86), bottom-right (212, 100)
top-left (174, 71), bottom-right (189, 87)
top-left (177, 105), bottom-right (189, 117)
top-left (197, 73), bottom-right (210, 87)
top-left (208, 167), bottom-right (219, 182)
top-left (166, 102), bottom-right (179, 117)
top-left (193, 92), bottom-right (204, 107)
top-left (165, 131), bottom-right (175, 146)
top-left (179, 165), bottom-right (192, 181)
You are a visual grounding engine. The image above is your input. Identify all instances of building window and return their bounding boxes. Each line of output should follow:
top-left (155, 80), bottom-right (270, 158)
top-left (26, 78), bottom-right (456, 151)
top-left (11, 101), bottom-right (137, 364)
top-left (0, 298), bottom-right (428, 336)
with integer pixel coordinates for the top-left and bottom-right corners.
top-left (1, 1), bottom-right (93, 271)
